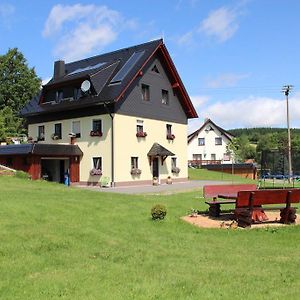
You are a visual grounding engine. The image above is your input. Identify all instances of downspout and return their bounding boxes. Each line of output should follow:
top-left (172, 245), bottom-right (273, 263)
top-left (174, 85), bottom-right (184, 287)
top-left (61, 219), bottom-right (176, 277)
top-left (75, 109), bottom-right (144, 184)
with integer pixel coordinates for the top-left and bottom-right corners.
top-left (104, 102), bottom-right (115, 187)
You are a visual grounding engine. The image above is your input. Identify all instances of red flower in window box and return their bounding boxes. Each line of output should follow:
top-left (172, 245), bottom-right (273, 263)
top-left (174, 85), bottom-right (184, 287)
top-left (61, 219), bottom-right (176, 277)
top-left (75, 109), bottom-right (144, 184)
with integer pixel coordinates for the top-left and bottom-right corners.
top-left (90, 130), bottom-right (103, 137)
top-left (136, 131), bottom-right (147, 138)
top-left (166, 134), bottom-right (175, 140)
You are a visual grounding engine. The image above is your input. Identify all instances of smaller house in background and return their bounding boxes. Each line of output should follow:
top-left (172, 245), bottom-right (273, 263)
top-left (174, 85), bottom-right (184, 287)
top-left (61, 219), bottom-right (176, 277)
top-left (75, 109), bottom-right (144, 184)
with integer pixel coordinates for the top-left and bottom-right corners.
top-left (188, 118), bottom-right (234, 167)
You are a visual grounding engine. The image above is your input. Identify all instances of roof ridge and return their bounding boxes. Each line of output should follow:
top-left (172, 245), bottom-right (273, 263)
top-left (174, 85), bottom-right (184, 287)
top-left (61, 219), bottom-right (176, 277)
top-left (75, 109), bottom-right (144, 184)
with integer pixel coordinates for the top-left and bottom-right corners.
top-left (66, 39), bottom-right (163, 66)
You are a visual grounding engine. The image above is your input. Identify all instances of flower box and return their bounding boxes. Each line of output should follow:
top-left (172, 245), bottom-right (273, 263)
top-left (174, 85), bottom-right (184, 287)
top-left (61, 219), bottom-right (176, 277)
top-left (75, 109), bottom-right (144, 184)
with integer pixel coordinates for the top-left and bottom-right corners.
top-left (90, 130), bottom-right (103, 137)
top-left (51, 133), bottom-right (59, 140)
top-left (90, 168), bottom-right (102, 176)
top-left (136, 131), bottom-right (147, 138)
top-left (131, 168), bottom-right (142, 175)
top-left (171, 167), bottom-right (180, 174)
top-left (166, 134), bottom-right (175, 140)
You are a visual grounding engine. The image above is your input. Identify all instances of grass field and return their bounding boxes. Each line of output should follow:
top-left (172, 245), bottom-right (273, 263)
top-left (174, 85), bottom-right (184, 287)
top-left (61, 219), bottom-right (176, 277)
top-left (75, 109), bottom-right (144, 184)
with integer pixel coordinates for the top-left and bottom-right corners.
top-left (1, 176), bottom-right (300, 299)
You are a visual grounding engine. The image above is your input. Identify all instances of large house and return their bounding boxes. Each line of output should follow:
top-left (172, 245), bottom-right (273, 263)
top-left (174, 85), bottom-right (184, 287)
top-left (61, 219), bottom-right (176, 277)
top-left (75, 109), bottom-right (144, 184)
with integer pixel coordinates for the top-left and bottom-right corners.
top-left (0, 39), bottom-right (197, 186)
top-left (188, 118), bottom-right (234, 166)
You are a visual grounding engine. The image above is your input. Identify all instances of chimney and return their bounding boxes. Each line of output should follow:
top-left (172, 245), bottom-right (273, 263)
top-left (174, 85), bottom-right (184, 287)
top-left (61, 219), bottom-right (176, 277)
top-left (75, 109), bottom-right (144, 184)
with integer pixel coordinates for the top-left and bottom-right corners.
top-left (53, 60), bottom-right (65, 79)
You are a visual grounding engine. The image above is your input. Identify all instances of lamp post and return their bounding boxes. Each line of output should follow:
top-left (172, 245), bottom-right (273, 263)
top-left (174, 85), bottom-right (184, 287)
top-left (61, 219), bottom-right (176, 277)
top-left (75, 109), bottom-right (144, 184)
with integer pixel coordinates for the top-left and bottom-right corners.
top-left (282, 85), bottom-right (293, 183)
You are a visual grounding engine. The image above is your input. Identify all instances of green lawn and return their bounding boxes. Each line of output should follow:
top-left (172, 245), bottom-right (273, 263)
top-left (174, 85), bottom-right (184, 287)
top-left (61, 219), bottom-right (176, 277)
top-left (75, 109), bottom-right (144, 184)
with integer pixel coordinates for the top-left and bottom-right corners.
top-left (188, 168), bottom-right (255, 183)
top-left (1, 176), bottom-right (300, 299)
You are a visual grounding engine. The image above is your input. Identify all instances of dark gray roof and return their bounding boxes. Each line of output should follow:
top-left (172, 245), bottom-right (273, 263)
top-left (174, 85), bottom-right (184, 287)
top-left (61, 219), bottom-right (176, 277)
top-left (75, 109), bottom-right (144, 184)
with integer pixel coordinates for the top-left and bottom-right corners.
top-left (0, 143), bottom-right (83, 156)
top-left (147, 143), bottom-right (175, 157)
top-left (20, 39), bottom-right (163, 117)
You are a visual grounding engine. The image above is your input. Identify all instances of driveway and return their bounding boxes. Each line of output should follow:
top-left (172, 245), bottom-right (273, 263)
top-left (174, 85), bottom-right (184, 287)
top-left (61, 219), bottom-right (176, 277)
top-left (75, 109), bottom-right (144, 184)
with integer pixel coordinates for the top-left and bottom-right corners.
top-left (75, 180), bottom-right (229, 195)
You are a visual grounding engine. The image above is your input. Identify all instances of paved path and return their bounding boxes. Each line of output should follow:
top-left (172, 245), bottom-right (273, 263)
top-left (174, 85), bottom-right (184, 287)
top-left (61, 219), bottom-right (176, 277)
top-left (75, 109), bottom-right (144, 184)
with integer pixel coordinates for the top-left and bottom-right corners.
top-left (75, 180), bottom-right (229, 195)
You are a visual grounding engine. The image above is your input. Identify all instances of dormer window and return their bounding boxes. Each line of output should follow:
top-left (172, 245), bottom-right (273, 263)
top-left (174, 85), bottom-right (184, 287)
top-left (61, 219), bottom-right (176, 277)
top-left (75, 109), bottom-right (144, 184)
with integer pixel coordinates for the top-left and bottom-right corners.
top-left (56, 90), bottom-right (63, 103)
top-left (74, 88), bottom-right (81, 100)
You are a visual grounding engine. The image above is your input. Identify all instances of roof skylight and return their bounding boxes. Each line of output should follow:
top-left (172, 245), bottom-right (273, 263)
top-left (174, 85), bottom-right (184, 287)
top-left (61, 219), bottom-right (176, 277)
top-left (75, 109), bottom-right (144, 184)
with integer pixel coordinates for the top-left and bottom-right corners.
top-left (68, 62), bottom-right (106, 76)
top-left (110, 51), bottom-right (145, 84)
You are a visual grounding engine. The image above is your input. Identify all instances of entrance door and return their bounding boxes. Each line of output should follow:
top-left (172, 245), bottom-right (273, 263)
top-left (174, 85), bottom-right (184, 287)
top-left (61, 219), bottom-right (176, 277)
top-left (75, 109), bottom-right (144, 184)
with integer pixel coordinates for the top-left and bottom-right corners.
top-left (152, 157), bottom-right (159, 178)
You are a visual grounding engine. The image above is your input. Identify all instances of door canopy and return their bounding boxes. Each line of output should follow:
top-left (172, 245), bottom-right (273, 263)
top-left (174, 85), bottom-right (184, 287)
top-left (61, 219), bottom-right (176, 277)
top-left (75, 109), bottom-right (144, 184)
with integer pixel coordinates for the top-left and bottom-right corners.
top-left (147, 143), bottom-right (175, 165)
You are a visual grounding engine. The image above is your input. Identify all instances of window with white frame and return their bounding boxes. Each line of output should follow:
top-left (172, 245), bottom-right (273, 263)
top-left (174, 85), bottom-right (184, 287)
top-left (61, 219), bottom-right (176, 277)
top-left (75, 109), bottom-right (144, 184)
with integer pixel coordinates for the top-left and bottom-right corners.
top-left (193, 154), bottom-right (202, 160)
top-left (215, 137), bottom-right (222, 145)
top-left (198, 138), bottom-right (205, 146)
top-left (54, 123), bottom-right (62, 139)
top-left (171, 157), bottom-right (177, 168)
top-left (38, 125), bottom-right (45, 141)
top-left (223, 153), bottom-right (231, 161)
top-left (136, 120), bottom-right (144, 133)
top-left (211, 154), bottom-right (216, 160)
top-left (72, 121), bottom-right (81, 138)
top-left (162, 89), bottom-right (169, 105)
top-left (93, 157), bottom-right (102, 170)
top-left (131, 157), bottom-right (138, 169)
top-left (92, 119), bottom-right (102, 133)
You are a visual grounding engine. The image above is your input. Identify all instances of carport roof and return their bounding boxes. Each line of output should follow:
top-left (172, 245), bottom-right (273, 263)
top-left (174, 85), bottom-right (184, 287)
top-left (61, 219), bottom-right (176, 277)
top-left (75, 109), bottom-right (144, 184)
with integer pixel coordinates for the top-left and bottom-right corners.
top-left (0, 143), bottom-right (83, 156)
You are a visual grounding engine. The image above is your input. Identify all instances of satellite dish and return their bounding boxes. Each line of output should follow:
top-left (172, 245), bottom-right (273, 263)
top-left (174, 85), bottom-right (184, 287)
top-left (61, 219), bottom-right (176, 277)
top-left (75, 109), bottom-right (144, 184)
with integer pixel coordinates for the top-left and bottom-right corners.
top-left (81, 80), bottom-right (91, 93)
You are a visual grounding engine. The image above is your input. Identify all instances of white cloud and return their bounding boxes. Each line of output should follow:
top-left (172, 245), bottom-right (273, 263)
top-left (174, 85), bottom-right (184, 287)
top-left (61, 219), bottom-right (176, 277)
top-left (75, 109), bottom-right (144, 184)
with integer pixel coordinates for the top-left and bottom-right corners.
top-left (43, 4), bottom-right (132, 61)
top-left (206, 73), bottom-right (250, 88)
top-left (199, 6), bottom-right (239, 42)
top-left (176, 31), bottom-right (194, 46)
top-left (188, 92), bottom-right (300, 132)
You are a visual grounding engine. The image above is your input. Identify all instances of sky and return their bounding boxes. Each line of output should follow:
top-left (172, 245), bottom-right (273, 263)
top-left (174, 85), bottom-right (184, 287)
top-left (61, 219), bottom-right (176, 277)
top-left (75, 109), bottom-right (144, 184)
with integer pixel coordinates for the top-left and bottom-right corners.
top-left (1, 0), bottom-right (300, 133)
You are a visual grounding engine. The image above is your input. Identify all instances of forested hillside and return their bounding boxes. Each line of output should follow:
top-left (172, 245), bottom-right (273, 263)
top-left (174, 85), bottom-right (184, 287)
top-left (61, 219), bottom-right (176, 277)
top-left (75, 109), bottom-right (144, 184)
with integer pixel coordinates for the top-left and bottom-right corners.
top-left (228, 128), bottom-right (300, 144)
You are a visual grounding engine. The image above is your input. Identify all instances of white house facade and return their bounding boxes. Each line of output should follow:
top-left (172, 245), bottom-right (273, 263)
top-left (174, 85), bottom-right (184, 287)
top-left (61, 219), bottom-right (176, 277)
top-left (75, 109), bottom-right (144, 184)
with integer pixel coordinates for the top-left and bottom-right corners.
top-left (188, 119), bottom-right (234, 166)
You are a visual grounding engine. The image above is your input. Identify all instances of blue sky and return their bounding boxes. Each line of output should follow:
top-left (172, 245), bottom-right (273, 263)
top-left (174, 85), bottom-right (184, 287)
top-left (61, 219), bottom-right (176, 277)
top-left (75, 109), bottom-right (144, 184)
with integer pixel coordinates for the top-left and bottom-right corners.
top-left (1, 0), bottom-right (300, 132)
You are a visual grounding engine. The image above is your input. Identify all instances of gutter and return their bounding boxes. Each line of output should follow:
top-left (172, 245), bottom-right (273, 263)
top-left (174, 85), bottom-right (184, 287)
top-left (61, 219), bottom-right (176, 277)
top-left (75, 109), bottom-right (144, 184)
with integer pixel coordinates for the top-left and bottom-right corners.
top-left (104, 102), bottom-right (115, 187)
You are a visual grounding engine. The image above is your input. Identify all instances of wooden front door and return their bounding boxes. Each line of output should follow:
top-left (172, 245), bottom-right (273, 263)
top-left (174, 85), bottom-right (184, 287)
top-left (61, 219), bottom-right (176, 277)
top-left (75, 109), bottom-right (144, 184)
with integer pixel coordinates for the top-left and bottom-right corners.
top-left (152, 157), bottom-right (159, 178)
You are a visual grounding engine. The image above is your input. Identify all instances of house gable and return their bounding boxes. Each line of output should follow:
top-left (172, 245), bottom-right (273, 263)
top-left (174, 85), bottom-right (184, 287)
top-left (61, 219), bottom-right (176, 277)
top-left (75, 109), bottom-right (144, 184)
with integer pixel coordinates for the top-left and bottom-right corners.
top-left (115, 54), bottom-right (188, 124)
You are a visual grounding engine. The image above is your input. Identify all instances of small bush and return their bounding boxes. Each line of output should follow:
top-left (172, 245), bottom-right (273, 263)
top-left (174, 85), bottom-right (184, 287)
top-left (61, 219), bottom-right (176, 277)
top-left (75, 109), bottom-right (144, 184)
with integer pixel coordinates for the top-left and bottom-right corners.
top-left (14, 170), bottom-right (30, 179)
top-left (151, 204), bottom-right (167, 220)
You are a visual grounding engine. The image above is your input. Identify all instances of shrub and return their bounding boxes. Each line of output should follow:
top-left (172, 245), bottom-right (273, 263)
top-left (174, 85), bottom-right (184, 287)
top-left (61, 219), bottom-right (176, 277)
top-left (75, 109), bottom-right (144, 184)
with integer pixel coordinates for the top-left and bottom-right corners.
top-left (151, 204), bottom-right (167, 220)
top-left (14, 170), bottom-right (30, 179)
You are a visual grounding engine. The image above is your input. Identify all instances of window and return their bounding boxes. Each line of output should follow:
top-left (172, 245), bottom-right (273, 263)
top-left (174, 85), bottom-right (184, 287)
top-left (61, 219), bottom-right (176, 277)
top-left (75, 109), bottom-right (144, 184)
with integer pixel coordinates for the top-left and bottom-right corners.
top-left (223, 153), bottom-right (231, 161)
top-left (166, 124), bottom-right (175, 140)
top-left (131, 157), bottom-right (138, 169)
top-left (90, 119), bottom-right (102, 137)
top-left (54, 123), bottom-right (62, 139)
top-left (141, 84), bottom-right (150, 101)
top-left (166, 124), bottom-right (172, 135)
top-left (198, 138), bottom-right (205, 146)
top-left (38, 125), bottom-right (45, 141)
top-left (151, 65), bottom-right (160, 74)
top-left (110, 51), bottom-right (145, 84)
top-left (162, 89), bottom-right (169, 105)
top-left (215, 137), bottom-right (222, 145)
top-left (137, 124), bottom-right (143, 132)
top-left (211, 154), bottom-right (216, 160)
top-left (171, 157), bottom-right (177, 168)
top-left (93, 119), bottom-right (102, 132)
top-left (72, 121), bottom-right (81, 138)
top-left (93, 157), bottom-right (102, 170)
top-left (193, 154), bottom-right (202, 160)
top-left (55, 90), bottom-right (63, 102)
top-left (74, 88), bottom-right (81, 100)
